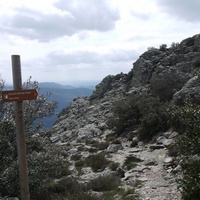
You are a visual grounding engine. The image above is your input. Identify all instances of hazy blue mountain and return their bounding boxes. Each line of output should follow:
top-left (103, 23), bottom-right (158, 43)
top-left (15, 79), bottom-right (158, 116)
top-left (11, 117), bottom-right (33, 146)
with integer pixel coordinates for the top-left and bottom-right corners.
top-left (38, 82), bottom-right (93, 129)
top-left (39, 82), bottom-right (76, 89)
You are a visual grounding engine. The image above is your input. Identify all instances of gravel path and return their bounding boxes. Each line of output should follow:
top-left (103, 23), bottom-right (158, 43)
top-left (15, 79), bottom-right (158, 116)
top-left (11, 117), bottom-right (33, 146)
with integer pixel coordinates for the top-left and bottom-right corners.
top-left (116, 144), bottom-right (181, 200)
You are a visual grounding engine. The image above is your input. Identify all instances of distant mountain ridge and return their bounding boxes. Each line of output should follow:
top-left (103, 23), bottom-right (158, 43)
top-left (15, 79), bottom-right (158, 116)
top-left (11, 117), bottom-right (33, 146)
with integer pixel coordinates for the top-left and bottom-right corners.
top-left (39, 82), bottom-right (76, 89)
top-left (38, 82), bottom-right (93, 128)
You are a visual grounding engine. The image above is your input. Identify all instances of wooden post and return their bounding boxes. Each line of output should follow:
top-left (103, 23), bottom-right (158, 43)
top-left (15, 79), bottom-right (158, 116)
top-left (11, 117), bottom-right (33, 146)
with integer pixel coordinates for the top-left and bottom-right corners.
top-left (12, 55), bottom-right (30, 200)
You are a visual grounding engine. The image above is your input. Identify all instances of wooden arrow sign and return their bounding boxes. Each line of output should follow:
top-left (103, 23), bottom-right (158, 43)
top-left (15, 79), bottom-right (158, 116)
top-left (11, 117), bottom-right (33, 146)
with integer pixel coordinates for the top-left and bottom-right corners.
top-left (2, 89), bottom-right (38, 102)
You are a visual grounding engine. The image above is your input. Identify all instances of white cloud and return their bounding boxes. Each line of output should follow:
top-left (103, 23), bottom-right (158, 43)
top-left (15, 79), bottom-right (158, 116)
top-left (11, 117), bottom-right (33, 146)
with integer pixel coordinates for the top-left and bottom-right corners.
top-left (0, 0), bottom-right (120, 42)
top-left (0, 0), bottom-right (199, 85)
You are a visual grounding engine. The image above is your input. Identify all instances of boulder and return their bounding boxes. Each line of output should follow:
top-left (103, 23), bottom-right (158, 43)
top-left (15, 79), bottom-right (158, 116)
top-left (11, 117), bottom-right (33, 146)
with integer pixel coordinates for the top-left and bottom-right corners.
top-left (76, 125), bottom-right (102, 142)
top-left (107, 144), bottom-right (123, 153)
top-left (173, 76), bottom-right (200, 104)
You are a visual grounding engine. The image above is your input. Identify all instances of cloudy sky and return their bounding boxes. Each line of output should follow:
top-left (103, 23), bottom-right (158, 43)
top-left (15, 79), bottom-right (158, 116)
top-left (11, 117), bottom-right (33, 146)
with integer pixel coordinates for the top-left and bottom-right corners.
top-left (0, 0), bottom-right (200, 86)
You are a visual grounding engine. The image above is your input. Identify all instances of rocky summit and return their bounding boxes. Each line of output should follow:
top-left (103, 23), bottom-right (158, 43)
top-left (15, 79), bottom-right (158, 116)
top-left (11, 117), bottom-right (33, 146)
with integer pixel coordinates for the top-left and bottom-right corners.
top-left (40, 34), bottom-right (200, 199)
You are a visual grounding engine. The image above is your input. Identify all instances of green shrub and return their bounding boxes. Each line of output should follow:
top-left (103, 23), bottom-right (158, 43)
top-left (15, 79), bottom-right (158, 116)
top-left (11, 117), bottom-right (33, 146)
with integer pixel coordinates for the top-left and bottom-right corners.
top-left (71, 154), bottom-right (82, 161)
top-left (107, 95), bottom-right (141, 135)
top-left (171, 42), bottom-right (179, 49)
top-left (171, 100), bottom-right (200, 199)
top-left (0, 161), bottom-right (20, 197)
top-left (130, 140), bottom-right (138, 148)
top-left (85, 139), bottom-right (100, 148)
top-left (0, 121), bottom-right (17, 172)
top-left (108, 94), bottom-right (170, 141)
top-left (85, 153), bottom-right (109, 172)
top-left (123, 156), bottom-right (142, 170)
top-left (51, 177), bottom-right (82, 195)
top-left (159, 44), bottom-right (167, 51)
top-left (137, 101), bottom-right (170, 141)
top-left (98, 141), bottom-right (109, 150)
top-left (88, 147), bottom-right (98, 153)
top-left (106, 133), bottom-right (116, 142)
top-left (109, 161), bottom-right (120, 171)
top-left (122, 188), bottom-right (139, 200)
top-left (75, 159), bottom-right (85, 169)
top-left (150, 72), bottom-right (187, 102)
top-left (112, 139), bottom-right (121, 144)
top-left (167, 143), bottom-right (179, 157)
top-left (102, 191), bottom-right (120, 200)
top-left (184, 37), bottom-right (195, 47)
top-left (87, 175), bottom-right (120, 192)
top-left (0, 135), bottom-right (70, 199)
top-left (77, 146), bottom-right (86, 152)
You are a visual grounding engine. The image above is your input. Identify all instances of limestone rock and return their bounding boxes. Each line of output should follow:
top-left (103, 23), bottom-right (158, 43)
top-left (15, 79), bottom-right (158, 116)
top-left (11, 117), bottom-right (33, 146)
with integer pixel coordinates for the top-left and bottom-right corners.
top-left (173, 75), bottom-right (200, 104)
top-left (164, 157), bottom-right (173, 164)
top-left (107, 143), bottom-right (123, 153)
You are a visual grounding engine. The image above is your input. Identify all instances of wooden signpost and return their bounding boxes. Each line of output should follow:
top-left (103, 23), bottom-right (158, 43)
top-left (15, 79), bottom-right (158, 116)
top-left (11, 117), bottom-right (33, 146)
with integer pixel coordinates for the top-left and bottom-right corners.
top-left (1, 55), bottom-right (38, 200)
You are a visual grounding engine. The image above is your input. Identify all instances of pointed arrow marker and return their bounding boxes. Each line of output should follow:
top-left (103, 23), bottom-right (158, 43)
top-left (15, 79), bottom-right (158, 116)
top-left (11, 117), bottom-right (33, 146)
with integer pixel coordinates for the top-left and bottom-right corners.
top-left (2, 89), bottom-right (38, 102)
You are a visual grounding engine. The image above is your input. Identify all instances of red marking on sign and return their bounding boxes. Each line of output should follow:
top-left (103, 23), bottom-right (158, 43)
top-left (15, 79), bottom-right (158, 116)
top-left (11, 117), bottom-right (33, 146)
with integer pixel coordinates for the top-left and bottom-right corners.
top-left (2, 89), bottom-right (38, 102)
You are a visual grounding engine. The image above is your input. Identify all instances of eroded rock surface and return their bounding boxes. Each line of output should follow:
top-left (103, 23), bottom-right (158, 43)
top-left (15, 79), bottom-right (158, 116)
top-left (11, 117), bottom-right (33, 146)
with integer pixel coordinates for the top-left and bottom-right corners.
top-left (49, 34), bottom-right (200, 199)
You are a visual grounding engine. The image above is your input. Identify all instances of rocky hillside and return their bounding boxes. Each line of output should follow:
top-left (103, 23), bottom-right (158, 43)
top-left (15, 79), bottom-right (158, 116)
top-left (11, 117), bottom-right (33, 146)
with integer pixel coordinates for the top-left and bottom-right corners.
top-left (48, 34), bottom-right (200, 199)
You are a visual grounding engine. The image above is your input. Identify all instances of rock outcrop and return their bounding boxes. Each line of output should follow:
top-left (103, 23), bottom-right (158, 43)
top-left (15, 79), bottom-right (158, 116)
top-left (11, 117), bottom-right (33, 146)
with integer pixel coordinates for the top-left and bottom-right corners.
top-left (50, 33), bottom-right (200, 199)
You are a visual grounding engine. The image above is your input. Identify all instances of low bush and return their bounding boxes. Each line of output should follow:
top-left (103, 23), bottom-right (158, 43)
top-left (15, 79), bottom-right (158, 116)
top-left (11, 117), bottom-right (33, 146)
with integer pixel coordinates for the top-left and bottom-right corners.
top-left (98, 141), bottom-right (109, 150)
top-left (159, 44), bottom-right (167, 51)
top-left (85, 139), bottom-right (100, 148)
top-left (150, 72), bottom-right (186, 102)
top-left (109, 161), bottom-right (120, 171)
top-left (123, 156), bottom-right (142, 170)
top-left (71, 154), bottom-right (82, 161)
top-left (122, 188), bottom-right (139, 200)
top-left (108, 94), bottom-right (170, 142)
top-left (51, 177), bottom-right (82, 195)
top-left (75, 159), bottom-right (85, 168)
top-left (137, 99), bottom-right (170, 141)
top-left (105, 133), bottom-right (116, 142)
top-left (85, 153), bottom-right (109, 172)
top-left (112, 139), bottom-right (121, 144)
top-left (87, 175), bottom-right (120, 192)
top-left (107, 95), bottom-right (140, 135)
top-left (77, 146), bottom-right (87, 152)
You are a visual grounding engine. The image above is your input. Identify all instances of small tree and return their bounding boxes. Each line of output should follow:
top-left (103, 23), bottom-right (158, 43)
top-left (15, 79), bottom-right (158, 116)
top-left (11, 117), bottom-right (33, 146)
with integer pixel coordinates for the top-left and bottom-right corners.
top-left (159, 44), bottom-right (167, 51)
top-left (0, 76), bottom-right (58, 134)
top-left (171, 42), bottom-right (179, 49)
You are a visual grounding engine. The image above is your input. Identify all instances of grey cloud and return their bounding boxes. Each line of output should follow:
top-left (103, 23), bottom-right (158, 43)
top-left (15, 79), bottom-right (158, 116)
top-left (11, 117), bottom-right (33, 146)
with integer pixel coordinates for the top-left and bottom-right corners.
top-left (0, 0), bottom-right (119, 42)
top-left (46, 49), bottom-right (138, 66)
top-left (54, 0), bottom-right (120, 30)
top-left (1, 8), bottom-right (75, 41)
top-left (156, 0), bottom-right (200, 22)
